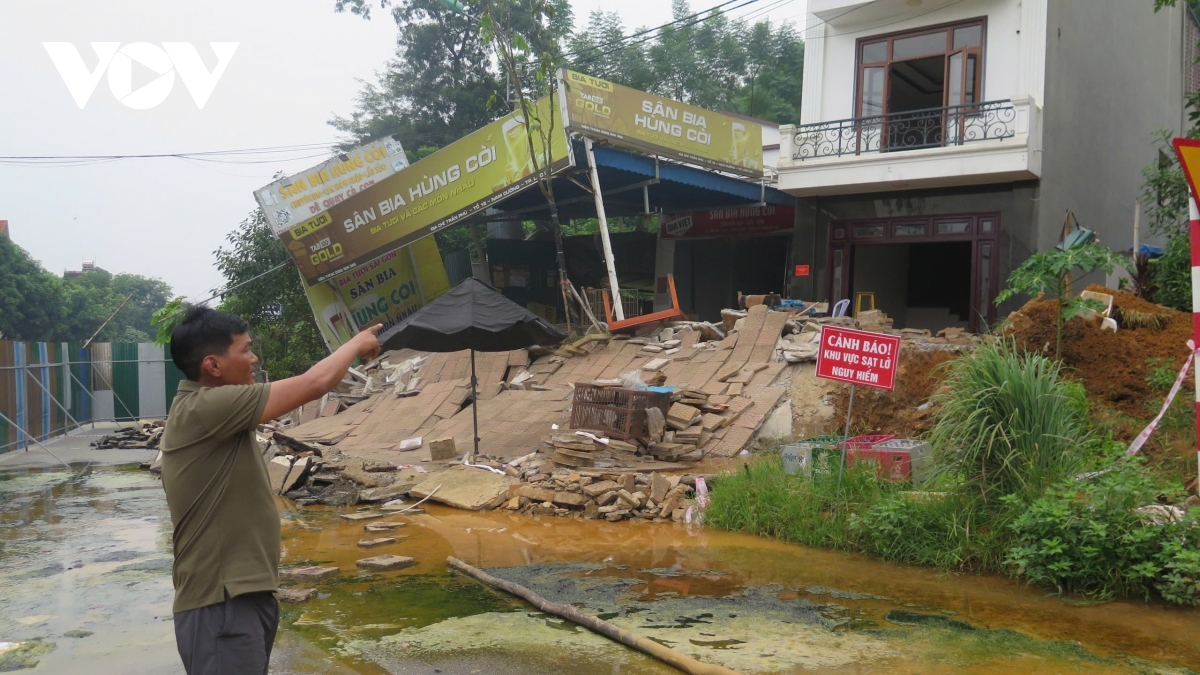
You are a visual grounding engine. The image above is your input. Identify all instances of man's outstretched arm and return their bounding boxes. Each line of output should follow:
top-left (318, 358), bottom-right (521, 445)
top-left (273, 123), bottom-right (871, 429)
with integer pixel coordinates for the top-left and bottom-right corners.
top-left (259, 324), bottom-right (383, 424)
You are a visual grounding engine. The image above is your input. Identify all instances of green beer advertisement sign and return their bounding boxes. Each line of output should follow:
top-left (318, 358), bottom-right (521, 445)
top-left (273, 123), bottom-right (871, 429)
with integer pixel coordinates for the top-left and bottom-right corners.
top-left (558, 69), bottom-right (764, 178)
top-left (285, 96), bottom-right (572, 285)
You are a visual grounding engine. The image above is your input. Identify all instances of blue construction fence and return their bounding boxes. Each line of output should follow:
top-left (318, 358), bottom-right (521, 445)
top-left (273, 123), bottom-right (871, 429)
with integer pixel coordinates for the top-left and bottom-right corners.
top-left (0, 340), bottom-right (187, 453)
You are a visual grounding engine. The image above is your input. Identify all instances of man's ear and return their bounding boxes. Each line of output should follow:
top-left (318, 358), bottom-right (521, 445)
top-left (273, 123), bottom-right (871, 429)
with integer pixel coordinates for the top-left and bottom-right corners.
top-left (200, 354), bottom-right (221, 379)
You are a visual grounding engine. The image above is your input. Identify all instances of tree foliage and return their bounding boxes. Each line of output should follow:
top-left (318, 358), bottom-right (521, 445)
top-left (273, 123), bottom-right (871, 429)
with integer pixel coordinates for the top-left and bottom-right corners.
top-left (0, 235), bottom-right (172, 343)
top-left (212, 210), bottom-right (329, 379)
top-left (568, 1), bottom-right (804, 122)
top-left (332, 0), bottom-right (804, 160)
top-left (331, 0), bottom-right (572, 161)
top-left (995, 243), bottom-right (1124, 359)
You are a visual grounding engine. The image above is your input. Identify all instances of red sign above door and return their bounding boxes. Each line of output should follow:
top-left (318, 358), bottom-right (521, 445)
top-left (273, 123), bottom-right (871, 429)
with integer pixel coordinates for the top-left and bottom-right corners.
top-left (661, 205), bottom-right (794, 239)
top-left (814, 325), bottom-right (902, 391)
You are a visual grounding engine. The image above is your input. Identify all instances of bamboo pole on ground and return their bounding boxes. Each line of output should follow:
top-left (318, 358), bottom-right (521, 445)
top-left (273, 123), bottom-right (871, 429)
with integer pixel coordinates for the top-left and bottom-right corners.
top-left (446, 557), bottom-right (743, 675)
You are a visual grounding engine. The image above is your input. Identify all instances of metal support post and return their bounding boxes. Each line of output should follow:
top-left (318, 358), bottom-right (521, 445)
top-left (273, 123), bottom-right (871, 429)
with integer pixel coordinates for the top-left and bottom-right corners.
top-left (835, 385), bottom-right (856, 498)
top-left (0, 411), bottom-right (74, 471)
top-left (583, 136), bottom-right (624, 321)
top-left (407, 245), bottom-right (428, 305)
top-left (23, 364), bottom-right (81, 431)
top-left (1189, 195), bottom-right (1200, 494)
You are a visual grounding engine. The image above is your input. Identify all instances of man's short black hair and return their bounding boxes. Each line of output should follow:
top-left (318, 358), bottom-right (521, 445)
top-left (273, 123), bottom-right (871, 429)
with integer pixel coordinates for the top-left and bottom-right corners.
top-left (170, 306), bottom-right (250, 381)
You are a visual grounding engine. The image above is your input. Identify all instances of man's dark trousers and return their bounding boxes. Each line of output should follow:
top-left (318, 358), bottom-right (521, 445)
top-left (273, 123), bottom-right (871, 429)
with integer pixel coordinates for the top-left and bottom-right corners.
top-left (174, 591), bottom-right (278, 675)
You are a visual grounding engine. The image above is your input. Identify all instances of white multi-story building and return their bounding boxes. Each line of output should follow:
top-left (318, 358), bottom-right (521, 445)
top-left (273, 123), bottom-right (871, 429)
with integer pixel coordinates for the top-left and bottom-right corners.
top-left (775, 0), bottom-right (1198, 331)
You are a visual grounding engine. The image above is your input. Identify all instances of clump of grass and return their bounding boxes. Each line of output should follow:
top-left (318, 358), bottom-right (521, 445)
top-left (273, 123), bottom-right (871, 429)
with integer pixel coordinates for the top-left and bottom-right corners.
top-left (930, 337), bottom-right (1089, 506)
top-left (705, 456), bottom-right (890, 550)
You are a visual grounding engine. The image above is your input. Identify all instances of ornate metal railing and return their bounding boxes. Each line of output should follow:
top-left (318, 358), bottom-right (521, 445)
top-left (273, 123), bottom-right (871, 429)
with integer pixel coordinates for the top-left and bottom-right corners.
top-left (791, 100), bottom-right (1018, 161)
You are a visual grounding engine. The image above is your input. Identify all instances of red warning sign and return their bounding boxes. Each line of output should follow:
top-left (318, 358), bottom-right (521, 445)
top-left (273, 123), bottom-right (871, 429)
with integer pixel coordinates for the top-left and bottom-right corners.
top-left (814, 325), bottom-right (902, 391)
top-left (794, 264), bottom-right (810, 277)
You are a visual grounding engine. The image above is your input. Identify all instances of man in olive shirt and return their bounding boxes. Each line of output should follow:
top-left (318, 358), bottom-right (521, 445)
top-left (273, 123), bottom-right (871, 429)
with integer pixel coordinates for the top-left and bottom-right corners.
top-left (161, 307), bottom-right (380, 674)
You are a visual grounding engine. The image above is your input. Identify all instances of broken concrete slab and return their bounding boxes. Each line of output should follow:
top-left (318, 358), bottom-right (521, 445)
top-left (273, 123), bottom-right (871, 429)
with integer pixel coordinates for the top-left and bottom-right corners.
top-left (428, 436), bottom-right (457, 461)
top-left (552, 491), bottom-right (588, 508)
top-left (409, 466), bottom-right (517, 511)
top-left (514, 485), bottom-right (554, 502)
top-left (280, 566), bottom-right (339, 582)
top-left (649, 473), bottom-right (671, 503)
top-left (356, 554), bottom-right (416, 571)
top-left (364, 521), bottom-right (407, 532)
top-left (267, 456), bottom-right (293, 495)
top-left (340, 466), bottom-right (393, 488)
top-left (581, 480), bottom-right (620, 498)
top-left (278, 588), bottom-right (318, 603)
top-left (280, 456), bottom-right (310, 495)
top-left (339, 511), bottom-right (385, 521)
top-left (358, 483), bottom-right (414, 503)
top-left (357, 537), bottom-right (397, 548)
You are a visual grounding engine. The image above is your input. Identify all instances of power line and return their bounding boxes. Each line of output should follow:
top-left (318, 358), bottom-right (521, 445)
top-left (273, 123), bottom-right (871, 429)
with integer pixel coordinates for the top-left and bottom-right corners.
top-left (565, 0), bottom-right (759, 59)
top-left (188, 259), bottom-right (295, 309)
top-left (0, 142), bottom-right (340, 165)
top-left (567, 0), bottom-right (775, 61)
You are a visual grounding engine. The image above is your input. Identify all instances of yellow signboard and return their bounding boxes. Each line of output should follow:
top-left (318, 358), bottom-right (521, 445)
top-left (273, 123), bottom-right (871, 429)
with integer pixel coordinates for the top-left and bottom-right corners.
top-left (558, 68), bottom-right (764, 178)
top-left (302, 236), bottom-right (451, 350)
top-left (286, 96), bottom-right (572, 285)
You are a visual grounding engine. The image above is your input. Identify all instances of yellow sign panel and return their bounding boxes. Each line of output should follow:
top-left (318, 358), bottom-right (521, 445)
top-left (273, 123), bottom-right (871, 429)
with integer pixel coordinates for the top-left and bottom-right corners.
top-left (302, 236), bottom-right (451, 350)
top-left (285, 96), bottom-right (572, 285)
top-left (558, 68), bottom-right (764, 178)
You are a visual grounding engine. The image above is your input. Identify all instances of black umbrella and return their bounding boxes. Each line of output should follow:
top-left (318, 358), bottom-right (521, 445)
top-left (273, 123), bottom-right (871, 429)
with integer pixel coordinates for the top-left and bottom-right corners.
top-left (379, 277), bottom-right (567, 458)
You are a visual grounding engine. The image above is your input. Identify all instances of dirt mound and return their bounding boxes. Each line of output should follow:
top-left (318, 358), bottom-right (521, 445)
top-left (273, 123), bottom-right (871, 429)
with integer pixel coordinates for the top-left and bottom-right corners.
top-left (1083, 284), bottom-right (1173, 330)
top-left (1007, 288), bottom-right (1193, 418)
top-left (832, 345), bottom-right (959, 438)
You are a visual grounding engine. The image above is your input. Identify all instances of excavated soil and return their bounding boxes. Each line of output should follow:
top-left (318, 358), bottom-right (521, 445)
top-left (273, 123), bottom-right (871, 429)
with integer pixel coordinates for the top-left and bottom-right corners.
top-left (1006, 289), bottom-right (1193, 419)
top-left (831, 345), bottom-right (959, 438)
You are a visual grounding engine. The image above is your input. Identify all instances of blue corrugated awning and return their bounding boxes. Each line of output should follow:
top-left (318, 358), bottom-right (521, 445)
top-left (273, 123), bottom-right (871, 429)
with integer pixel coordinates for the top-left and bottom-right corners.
top-left (491, 139), bottom-right (793, 219)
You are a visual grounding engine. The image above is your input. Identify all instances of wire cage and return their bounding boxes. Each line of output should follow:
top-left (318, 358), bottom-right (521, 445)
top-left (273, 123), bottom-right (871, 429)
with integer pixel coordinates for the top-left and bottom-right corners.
top-left (570, 384), bottom-right (671, 441)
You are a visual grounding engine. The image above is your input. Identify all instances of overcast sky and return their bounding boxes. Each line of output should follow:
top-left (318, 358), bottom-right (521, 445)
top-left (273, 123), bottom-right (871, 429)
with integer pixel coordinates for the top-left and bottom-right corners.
top-left (0, 0), bottom-right (805, 301)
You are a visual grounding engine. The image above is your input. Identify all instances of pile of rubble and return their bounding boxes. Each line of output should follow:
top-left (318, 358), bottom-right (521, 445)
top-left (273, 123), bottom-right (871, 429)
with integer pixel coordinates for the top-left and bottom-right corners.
top-left (504, 464), bottom-right (700, 522)
top-left (172, 302), bottom-right (982, 520)
top-left (94, 420), bottom-right (164, 449)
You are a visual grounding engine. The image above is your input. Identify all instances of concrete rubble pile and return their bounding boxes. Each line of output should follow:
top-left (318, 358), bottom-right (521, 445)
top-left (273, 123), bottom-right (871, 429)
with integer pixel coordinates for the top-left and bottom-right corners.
top-left (162, 304), bottom-right (980, 520)
top-left (94, 420), bottom-right (164, 449)
top-left (504, 465), bottom-right (702, 523)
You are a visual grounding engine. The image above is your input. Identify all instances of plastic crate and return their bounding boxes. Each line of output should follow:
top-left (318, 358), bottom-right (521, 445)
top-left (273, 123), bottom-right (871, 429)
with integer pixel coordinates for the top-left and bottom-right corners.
top-left (847, 447), bottom-right (911, 482)
top-left (875, 439), bottom-right (932, 485)
top-left (839, 434), bottom-right (896, 450)
top-left (570, 384), bottom-right (671, 441)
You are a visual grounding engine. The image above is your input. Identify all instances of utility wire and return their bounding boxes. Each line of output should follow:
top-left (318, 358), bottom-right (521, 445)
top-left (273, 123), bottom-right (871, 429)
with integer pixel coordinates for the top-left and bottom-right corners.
top-left (191, 259), bottom-right (294, 308)
top-left (565, 0), bottom-right (758, 59)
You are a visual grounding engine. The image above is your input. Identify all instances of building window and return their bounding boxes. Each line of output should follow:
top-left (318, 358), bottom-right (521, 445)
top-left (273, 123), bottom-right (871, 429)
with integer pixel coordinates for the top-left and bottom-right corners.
top-left (856, 17), bottom-right (986, 122)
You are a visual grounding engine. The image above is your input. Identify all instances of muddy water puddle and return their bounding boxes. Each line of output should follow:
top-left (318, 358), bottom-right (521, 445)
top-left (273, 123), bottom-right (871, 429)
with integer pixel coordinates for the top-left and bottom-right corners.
top-left (1, 466), bottom-right (1198, 674)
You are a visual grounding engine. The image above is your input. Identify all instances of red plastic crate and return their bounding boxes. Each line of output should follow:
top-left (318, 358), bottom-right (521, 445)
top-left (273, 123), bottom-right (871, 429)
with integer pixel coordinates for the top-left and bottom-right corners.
top-left (839, 434), bottom-right (896, 450)
top-left (847, 447), bottom-right (911, 482)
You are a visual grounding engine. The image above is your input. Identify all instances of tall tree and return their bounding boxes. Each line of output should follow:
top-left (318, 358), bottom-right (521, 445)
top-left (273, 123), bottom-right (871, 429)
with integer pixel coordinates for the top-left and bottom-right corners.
top-left (568, 2), bottom-right (804, 124)
top-left (331, 0), bottom-right (572, 160)
top-left (0, 235), bottom-right (173, 343)
top-left (213, 210), bottom-right (328, 379)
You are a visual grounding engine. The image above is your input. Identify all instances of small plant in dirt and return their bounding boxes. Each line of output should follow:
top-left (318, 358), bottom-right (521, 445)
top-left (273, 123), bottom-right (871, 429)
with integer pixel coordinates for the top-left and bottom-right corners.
top-left (929, 337), bottom-right (1090, 506)
top-left (995, 242), bottom-right (1124, 359)
top-left (1005, 457), bottom-right (1200, 605)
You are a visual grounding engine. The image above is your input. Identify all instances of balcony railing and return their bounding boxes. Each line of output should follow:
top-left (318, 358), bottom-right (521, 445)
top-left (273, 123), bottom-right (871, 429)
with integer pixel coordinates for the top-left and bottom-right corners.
top-left (790, 99), bottom-right (1019, 161)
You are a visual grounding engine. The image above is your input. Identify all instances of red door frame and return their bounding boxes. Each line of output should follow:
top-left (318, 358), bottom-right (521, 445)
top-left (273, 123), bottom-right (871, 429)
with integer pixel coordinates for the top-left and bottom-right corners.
top-left (825, 212), bottom-right (1000, 333)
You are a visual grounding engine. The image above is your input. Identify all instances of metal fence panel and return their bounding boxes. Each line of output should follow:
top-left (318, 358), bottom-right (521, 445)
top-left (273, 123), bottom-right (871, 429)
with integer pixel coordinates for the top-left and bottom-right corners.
top-left (137, 343), bottom-right (167, 418)
top-left (110, 343), bottom-right (140, 422)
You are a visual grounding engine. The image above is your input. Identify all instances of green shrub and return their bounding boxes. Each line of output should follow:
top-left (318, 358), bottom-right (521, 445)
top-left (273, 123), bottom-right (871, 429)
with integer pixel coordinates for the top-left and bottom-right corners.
top-left (1150, 234), bottom-right (1191, 312)
top-left (850, 492), bottom-right (1011, 571)
top-left (930, 338), bottom-right (1089, 506)
top-left (1005, 458), bottom-right (1199, 605)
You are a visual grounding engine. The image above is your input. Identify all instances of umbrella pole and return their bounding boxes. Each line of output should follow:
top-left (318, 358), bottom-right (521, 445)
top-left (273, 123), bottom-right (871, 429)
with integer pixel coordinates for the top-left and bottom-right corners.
top-left (470, 348), bottom-right (480, 460)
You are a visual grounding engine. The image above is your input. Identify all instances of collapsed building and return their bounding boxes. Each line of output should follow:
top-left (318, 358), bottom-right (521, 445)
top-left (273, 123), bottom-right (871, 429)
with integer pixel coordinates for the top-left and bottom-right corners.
top-left (260, 304), bottom-right (974, 522)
